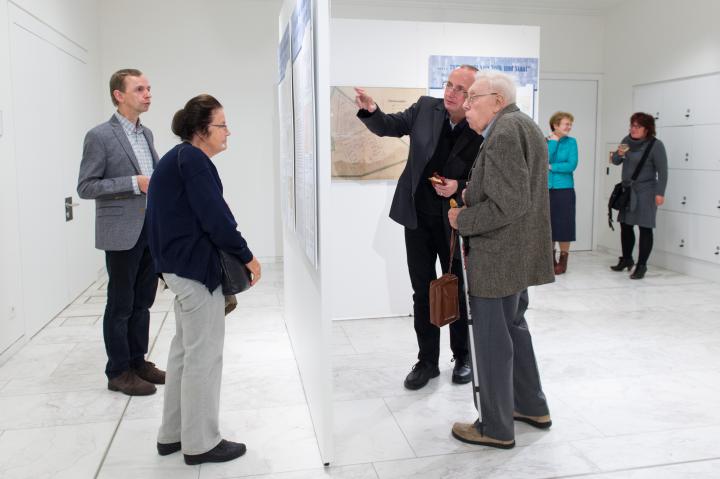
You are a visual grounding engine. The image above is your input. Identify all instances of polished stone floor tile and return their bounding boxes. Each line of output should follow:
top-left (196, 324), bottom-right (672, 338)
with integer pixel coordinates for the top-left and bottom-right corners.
top-left (372, 442), bottom-right (600, 478)
top-left (197, 406), bottom-right (322, 478)
top-left (578, 458), bottom-right (720, 478)
top-left (0, 389), bottom-right (128, 429)
top-left (570, 425), bottom-right (720, 471)
top-left (98, 417), bottom-right (200, 479)
top-left (332, 398), bottom-right (415, 466)
top-left (0, 421), bottom-right (117, 479)
top-left (241, 464), bottom-right (379, 479)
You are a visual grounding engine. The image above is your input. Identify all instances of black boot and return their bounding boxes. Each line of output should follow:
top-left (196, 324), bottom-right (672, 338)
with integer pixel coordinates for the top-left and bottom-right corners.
top-left (630, 264), bottom-right (647, 279)
top-left (610, 257), bottom-right (634, 271)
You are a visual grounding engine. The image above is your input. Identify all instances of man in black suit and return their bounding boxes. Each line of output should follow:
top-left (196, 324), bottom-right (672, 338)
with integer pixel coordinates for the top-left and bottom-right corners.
top-left (355, 65), bottom-right (482, 390)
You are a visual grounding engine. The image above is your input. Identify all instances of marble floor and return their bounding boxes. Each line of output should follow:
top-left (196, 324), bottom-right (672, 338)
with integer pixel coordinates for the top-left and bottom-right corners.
top-left (1, 252), bottom-right (719, 478)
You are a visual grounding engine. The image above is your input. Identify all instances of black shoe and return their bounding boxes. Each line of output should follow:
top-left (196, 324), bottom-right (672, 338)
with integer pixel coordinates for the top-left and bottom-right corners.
top-left (451, 356), bottom-right (472, 384)
top-left (157, 441), bottom-right (181, 456)
top-left (610, 256), bottom-right (634, 271)
top-left (184, 439), bottom-right (246, 465)
top-left (403, 361), bottom-right (440, 390)
top-left (630, 264), bottom-right (647, 279)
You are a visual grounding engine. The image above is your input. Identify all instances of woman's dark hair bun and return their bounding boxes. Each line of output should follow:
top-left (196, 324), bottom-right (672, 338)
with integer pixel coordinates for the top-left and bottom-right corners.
top-left (171, 95), bottom-right (222, 141)
top-left (171, 108), bottom-right (188, 139)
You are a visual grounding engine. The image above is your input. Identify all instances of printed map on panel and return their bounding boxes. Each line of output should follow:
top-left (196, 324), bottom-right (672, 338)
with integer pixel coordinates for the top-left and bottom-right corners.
top-left (331, 86), bottom-right (424, 180)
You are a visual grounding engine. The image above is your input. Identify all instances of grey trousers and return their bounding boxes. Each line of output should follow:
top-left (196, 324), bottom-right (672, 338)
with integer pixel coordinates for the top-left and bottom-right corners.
top-left (468, 289), bottom-right (549, 441)
top-left (157, 273), bottom-right (225, 455)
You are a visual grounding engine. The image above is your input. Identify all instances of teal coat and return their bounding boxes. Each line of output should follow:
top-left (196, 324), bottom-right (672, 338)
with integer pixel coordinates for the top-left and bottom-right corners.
top-left (547, 136), bottom-right (577, 189)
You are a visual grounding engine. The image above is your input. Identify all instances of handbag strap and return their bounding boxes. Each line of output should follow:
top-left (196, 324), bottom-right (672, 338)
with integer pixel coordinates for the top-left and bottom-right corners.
top-left (629, 137), bottom-right (656, 181)
top-left (447, 228), bottom-right (457, 273)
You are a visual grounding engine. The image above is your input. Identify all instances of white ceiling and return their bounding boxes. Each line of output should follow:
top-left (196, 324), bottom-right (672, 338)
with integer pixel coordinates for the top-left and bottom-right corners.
top-left (332, 0), bottom-right (626, 16)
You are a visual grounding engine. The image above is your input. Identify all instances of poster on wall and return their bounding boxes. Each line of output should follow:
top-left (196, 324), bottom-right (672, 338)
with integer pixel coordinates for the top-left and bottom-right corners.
top-left (291, 0), bottom-right (318, 268)
top-left (428, 55), bottom-right (539, 120)
top-left (330, 86), bottom-right (424, 180)
top-left (278, 23), bottom-right (295, 231)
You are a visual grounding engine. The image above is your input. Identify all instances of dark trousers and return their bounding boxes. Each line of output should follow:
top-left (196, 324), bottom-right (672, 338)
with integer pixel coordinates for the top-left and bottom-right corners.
top-left (468, 290), bottom-right (549, 441)
top-left (103, 227), bottom-right (158, 379)
top-left (404, 212), bottom-right (468, 366)
top-left (620, 223), bottom-right (654, 265)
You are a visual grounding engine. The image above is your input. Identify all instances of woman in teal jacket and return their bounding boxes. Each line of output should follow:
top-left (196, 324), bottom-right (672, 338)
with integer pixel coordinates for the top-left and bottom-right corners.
top-left (547, 112), bottom-right (578, 274)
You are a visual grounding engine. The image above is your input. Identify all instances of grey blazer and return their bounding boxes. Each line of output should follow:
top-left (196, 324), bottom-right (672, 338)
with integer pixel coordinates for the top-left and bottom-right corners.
top-left (457, 104), bottom-right (555, 298)
top-left (77, 114), bottom-right (160, 251)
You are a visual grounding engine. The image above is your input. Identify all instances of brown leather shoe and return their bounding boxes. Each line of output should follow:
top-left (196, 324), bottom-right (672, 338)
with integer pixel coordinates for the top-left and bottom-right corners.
top-left (108, 370), bottom-right (156, 396)
top-left (513, 412), bottom-right (552, 429)
top-left (451, 422), bottom-right (515, 449)
top-left (134, 361), bottom-right (166, 385)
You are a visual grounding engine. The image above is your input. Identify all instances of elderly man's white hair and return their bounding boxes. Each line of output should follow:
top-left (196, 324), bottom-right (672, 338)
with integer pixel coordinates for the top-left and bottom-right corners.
top-left (474, 70), bottom-right (517, 104)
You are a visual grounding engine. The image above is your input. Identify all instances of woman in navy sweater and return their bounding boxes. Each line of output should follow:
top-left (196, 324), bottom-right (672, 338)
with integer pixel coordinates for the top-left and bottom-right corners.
top-left (147, 94), bottom-right (261, 465)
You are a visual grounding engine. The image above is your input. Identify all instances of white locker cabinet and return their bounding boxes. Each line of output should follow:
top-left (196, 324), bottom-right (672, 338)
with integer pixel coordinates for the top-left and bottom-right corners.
top-left (656, 210), bottom-right (691, 255)
top-left (687, 74), bottom-right (720, 125)
top-left (692, 125), bottom-right (720, 170)
top-left (689, 216), bottom-right (720, 265)
top-left (659, 126), bottom-right (692, 170)
top-left (636, 73), bottom-right (720, 272)
top-left (694, 171), bottom-right (720, 218)
top-left (633, 82), bottom-right (665, 126)
top-left (662, 169), bottom-right (694, 214)
top-left (662, 78), bottom-right (695, 126)
top-left (659, 125), bottom-right (720, 171)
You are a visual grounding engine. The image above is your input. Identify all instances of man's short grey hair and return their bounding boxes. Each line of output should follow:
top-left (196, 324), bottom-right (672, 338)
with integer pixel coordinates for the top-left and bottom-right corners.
top-left (474, 70), bottom-right (516, 104)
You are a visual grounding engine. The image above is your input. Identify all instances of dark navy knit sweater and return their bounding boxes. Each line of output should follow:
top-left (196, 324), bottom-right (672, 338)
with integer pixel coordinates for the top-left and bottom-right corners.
top-left (147, 142), bottom-right (253, 291)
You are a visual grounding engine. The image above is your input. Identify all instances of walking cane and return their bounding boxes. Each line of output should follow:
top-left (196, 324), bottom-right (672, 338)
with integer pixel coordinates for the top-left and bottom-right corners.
top-left (450, 198), bottom-right (482, 426)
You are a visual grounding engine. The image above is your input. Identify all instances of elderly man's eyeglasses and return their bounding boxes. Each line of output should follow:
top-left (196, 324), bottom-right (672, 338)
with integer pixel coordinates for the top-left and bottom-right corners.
top-left (465, 92), bottom-right (498, 105)
top-left (442, 81), bottom-right (468, 98)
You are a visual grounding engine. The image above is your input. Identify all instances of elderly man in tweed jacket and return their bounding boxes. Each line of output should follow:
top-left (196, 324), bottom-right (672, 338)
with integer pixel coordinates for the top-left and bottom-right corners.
top-left (448, 70), bottom-right (555, 449)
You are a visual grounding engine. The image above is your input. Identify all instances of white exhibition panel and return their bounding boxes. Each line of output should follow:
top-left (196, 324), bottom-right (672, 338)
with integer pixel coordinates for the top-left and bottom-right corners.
top-left (329, 19), bottom-right (540, 320)
top-left (279, 0), bottom-right (333, 464)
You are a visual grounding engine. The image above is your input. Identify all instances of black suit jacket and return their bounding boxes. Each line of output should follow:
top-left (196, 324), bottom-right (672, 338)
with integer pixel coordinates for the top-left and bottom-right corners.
top-left (358, 96), bottom-right (483, 230)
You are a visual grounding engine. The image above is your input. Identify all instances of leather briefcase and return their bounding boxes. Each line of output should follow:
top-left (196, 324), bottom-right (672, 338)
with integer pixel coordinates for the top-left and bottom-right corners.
top-left (429, 230), bottom-right (460, 327)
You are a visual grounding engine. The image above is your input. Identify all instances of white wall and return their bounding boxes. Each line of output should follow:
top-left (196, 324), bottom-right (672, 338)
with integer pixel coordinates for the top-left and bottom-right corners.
top-left (331, 2), bottom-right (605, 75)
top-left (0, 0), bottom-right (103, 361)
top-left (0, 0), bottom-right (23, 357)
top-left (597, 0), bottom-right (720, 255)
top-left (99, 0), bottom-right (283, 261)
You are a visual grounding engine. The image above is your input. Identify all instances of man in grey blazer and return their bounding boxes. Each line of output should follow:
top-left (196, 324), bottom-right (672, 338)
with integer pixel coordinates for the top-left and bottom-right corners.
top-left (448, 70), bottom-right (554, 449)
top-left (78, 69), bottom-right (165, 396)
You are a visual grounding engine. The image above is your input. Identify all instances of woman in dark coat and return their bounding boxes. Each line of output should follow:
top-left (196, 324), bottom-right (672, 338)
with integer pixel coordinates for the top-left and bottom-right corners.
top-left (610, 112), bottom-right (668, 279)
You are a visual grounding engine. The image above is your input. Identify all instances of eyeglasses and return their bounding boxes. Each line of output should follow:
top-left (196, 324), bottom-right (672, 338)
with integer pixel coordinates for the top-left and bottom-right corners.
top-left (211, 124), bottom-right (229, 130)
top-left (629, 124), bottom-right (645, 129)
top-left (465, 92), bottom-right (498, 105)
top-left (442, 81), bottom-right (468, 98)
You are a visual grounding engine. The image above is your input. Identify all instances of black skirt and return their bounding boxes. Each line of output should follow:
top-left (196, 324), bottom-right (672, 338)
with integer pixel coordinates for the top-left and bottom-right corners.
top-left (549, 188), bottom-right (576, 242)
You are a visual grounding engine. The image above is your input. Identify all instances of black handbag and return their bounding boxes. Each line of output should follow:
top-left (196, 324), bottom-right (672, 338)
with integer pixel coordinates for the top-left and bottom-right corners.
top-left (176, 146), bottom-right (253, 296)
top-left (608, 138), bottom-right (656, 230)
top-left (218, 250), bottom-right (252, 295)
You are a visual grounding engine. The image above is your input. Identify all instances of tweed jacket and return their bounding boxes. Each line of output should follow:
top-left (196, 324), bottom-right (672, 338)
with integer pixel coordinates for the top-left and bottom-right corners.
top-left (457, 104), bottom-right (555, 298)
top-left (77, 114), bottom-right (160, 251)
